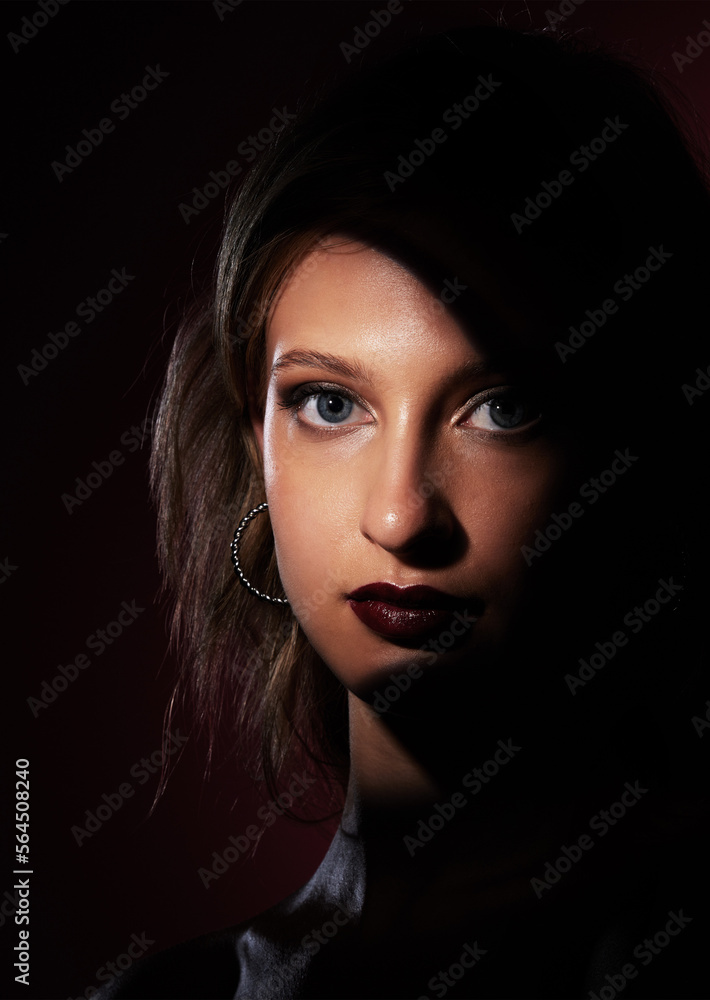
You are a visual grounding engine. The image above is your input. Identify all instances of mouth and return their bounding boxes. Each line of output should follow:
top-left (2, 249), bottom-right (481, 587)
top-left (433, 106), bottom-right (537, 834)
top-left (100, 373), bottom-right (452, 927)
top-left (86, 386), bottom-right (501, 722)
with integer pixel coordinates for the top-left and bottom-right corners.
top-left (346, 582), bottom-right (482, 641)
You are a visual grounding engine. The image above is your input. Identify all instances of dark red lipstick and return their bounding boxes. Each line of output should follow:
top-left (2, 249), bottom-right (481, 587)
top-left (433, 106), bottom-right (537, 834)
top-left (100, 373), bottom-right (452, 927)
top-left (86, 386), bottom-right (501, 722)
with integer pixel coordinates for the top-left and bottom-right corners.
top-left (346, 582), bottom-right (481, 640)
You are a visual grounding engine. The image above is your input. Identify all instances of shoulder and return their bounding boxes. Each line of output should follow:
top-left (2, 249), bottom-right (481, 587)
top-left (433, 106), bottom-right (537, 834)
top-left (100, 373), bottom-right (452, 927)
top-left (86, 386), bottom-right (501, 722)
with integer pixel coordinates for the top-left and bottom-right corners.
top-left (89, 830), bottom-right (354, 999)
top-left (92, 925), bottom-right (241, 1000)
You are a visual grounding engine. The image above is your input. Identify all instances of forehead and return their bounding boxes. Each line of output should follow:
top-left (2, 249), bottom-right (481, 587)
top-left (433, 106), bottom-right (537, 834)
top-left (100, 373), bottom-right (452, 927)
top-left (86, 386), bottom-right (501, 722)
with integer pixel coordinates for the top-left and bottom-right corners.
top-left (273, 240), bottom-right (421, 313)
top-left (266, 240), bottom-right (474, 370)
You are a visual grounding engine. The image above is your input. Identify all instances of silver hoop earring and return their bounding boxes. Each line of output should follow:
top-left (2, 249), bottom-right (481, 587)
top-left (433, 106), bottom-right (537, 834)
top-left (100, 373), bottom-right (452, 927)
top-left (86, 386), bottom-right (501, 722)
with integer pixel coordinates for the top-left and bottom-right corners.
top-left (231, 502), bottom-right (289, 606)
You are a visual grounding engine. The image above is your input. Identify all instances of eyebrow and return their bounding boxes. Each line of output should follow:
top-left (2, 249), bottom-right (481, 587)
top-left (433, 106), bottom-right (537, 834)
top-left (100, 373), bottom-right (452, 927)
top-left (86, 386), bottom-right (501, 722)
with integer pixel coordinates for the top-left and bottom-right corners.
top-left (270, 349), bottom-right (376, 386)
top-left (270, 348), bottom-right (500, 387)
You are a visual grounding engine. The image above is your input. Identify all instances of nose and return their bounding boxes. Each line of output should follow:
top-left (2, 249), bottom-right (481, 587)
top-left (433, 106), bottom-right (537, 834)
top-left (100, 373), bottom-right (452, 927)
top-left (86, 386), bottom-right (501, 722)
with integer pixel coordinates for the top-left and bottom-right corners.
top-left (359, 434), bottom-right (457, 562)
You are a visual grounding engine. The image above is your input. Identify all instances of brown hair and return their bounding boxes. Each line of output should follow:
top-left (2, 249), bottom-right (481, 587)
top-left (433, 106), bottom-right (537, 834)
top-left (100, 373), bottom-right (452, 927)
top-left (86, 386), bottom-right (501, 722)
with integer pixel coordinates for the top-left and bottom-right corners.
top-left (151, 224), bottom-right (352, 807)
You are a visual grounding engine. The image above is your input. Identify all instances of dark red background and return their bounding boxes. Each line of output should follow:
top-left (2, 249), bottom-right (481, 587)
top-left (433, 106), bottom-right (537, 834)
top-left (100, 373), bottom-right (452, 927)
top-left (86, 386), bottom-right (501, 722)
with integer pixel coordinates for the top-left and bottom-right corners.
top-left (3, 1), bottom-right (710, 997)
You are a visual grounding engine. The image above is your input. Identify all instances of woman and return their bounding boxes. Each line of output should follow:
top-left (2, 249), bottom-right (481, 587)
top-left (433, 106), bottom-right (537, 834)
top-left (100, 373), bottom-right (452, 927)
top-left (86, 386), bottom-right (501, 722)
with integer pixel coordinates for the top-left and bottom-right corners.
top-left (99, 23), bottom-right (709, 999)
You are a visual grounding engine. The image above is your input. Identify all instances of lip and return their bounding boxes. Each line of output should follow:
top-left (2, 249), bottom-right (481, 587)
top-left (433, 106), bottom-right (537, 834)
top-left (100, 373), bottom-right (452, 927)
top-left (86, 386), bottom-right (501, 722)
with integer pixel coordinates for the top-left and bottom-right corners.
top-left (346, 582), bottom-right (482, 640)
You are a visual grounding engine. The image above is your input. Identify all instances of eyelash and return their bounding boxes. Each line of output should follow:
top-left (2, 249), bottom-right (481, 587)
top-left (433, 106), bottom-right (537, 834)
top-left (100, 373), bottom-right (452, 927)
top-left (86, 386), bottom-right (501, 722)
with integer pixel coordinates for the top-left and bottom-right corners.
top-left (277, 381), bottom-right (362, 411)
top-left (277, 381), bottom-right (542, 436)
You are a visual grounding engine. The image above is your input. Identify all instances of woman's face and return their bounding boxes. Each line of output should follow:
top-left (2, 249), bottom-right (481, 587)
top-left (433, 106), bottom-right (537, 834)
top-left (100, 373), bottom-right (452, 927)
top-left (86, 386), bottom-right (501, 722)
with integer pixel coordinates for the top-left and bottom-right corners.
top-left (251, 240), bottom-right (570, 698)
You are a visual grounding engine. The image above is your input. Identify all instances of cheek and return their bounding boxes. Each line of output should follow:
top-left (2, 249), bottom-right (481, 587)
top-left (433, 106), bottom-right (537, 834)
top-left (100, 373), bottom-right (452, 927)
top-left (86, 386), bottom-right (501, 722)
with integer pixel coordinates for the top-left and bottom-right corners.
top-left (262, 426), bottom-right (354, 614)
top-left (460, 449), bottom-right (569, 588)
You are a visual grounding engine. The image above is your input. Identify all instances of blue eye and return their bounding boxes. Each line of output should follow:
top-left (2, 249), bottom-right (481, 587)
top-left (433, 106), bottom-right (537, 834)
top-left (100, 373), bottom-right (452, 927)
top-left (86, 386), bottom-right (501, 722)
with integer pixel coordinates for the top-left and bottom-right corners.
top-left (298, 390), bottom-right (367, 427)
top-left (466, 393), bottom-right (540, 432)
top-left (488, 397), bottom-right (526, 428)
top-left (315, 393), bottom-right (353, 423)
top-left (277, 382), bottom-right (373, 429)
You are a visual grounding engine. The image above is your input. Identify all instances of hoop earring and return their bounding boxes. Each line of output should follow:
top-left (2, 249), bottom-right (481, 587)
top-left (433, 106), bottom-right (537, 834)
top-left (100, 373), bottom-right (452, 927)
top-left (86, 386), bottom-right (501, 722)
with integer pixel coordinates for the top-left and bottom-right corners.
top-left (231, 502), bottom-right (289, 606)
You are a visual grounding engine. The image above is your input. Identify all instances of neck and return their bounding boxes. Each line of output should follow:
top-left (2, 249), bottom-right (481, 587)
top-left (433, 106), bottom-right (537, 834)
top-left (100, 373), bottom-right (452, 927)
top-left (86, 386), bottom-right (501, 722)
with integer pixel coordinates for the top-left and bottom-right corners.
top-left (342, 695), bottom-right (562, 885)
top-left (340, 691), bottom-right (649, 899)
top-left (344, 694), bottom-right (441, 808)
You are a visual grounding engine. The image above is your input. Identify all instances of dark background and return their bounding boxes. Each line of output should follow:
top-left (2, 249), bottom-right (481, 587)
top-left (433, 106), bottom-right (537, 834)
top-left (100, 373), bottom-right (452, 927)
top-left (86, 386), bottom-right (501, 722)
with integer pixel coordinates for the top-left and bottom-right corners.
top-left (3, 1), bottom-right (710, 997)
